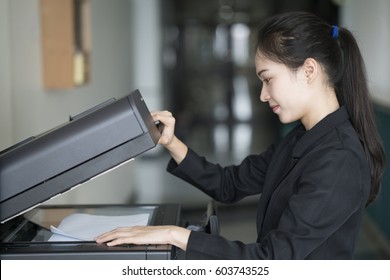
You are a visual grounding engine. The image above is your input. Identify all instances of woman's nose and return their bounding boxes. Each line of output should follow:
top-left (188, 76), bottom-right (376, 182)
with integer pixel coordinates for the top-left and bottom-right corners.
top-left (260, 86), bottom-right (269, 103)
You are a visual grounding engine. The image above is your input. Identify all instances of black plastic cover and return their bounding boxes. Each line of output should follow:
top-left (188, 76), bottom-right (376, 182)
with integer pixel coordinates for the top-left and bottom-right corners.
top-left (0, 90), bottom-right (161, 223)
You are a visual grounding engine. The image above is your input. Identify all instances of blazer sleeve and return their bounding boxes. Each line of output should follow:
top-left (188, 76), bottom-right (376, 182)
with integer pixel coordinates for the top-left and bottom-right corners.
top-left (184, 148), bottom-right (370, 259)
top-left (167, 146), bottom-right (275, 203)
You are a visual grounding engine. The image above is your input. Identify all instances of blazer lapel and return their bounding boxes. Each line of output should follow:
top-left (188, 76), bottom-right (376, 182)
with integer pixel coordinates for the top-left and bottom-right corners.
top-left (256, 125), bottom-right (304, 237)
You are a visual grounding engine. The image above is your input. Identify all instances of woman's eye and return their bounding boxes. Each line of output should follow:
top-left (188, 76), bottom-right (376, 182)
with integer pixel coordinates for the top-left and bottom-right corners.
top-left (263, 78), bottom-right (270, 84)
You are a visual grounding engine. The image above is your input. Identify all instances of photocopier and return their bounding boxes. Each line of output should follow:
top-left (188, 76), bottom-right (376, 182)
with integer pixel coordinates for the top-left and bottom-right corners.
top-left (0, 90), bottom-right (185, 260)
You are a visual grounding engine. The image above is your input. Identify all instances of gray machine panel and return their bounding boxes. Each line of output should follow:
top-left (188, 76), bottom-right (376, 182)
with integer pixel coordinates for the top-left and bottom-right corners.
top-left (0, 90), bottom-right (161, 223)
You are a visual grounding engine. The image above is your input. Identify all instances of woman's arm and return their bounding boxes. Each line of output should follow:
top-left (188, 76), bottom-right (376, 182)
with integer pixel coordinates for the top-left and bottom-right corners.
top-left (95, 111), bottom-right (191, 250)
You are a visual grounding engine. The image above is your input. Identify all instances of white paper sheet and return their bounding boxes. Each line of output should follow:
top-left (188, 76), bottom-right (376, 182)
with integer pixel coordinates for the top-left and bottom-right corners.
top-left (48, 213), bottom-right (149, 242)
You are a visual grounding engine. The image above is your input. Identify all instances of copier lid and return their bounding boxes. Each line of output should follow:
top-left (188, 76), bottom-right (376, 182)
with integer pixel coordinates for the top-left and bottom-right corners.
top-left (0, 90), bottom-right (161, 223)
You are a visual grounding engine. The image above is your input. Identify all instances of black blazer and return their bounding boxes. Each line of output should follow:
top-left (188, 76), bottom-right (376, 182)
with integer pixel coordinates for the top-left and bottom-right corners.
top-left (167, 106), bottom-right (371, 259)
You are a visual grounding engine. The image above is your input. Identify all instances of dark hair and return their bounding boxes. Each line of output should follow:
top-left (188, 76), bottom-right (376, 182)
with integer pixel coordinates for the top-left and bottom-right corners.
top-left (255, 11), bottom-right (386, 206)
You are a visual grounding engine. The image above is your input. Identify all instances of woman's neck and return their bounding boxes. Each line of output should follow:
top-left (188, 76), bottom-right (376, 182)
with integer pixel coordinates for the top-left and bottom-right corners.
top-left (302, 88), bottom-right (340, 130)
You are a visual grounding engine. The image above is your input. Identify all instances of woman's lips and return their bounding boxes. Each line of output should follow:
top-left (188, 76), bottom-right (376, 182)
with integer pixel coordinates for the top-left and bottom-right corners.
top-left (271, 105), bottom-right (280, 113)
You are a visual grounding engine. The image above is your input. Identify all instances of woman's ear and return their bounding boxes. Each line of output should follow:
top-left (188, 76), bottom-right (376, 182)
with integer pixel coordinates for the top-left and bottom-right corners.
top-left (303, 58), bottom-right (318, 83)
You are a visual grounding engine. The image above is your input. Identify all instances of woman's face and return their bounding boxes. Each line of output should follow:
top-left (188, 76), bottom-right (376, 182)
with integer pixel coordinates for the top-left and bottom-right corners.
top-left (255, 52), bottom-right (311, 125)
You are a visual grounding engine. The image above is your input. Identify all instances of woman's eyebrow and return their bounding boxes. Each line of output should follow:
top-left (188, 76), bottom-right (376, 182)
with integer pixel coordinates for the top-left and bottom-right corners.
top-left (257, 69), bottom-right (269, 77)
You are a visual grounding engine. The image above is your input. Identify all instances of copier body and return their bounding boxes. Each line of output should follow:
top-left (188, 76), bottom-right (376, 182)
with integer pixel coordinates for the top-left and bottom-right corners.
top-left (0, 90), bottom-right (181, 260)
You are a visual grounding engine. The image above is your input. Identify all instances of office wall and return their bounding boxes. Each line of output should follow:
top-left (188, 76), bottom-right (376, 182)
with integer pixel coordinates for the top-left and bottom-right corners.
top-left (129, 0), bottom-right (162, 112)
top-left (0, 0), bottom-right (13, 150)
top-left (340, 0), bottom-right (390, 107)
top-left (0, 0), bottom-right (138, 205)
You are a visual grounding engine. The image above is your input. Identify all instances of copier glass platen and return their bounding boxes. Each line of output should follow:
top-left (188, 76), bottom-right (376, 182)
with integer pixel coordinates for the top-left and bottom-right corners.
top-left (0, 204), bottom-right (181, 260)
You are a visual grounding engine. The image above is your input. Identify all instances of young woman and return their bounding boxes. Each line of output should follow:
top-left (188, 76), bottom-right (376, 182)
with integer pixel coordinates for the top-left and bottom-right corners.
top-left (96, 11), bottom-right (386, 259)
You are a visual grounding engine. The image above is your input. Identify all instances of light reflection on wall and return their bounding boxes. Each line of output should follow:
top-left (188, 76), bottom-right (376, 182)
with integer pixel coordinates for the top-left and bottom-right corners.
top-left (233, 75), bottom-right (252, 121)
top-left (232, 74), bottom-right (252, 161)
top-left (213, 124), bottom-right (230, 156)
top-left (233, 124), bottom-right (252, 161)
top-left (231, 23), bottom-right (252, 160)
top-left (213, 25), bottom-right (229, 60)
top-left (231, 23), bottom-right (250, 66)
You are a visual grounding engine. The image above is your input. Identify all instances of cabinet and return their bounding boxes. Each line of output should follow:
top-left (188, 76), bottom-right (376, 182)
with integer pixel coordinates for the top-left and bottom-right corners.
top-left (40, 0), bottom-right (90, 89)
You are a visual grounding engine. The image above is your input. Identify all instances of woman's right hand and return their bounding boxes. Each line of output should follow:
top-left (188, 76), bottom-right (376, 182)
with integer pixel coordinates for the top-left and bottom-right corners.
top-left (151, 111), bottom-right (188, 164)
top-left (151, 110), bottom-right (176, 147)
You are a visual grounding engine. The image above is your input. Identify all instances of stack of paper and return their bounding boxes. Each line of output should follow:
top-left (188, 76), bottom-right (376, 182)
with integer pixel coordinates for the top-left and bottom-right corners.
top-left (48, 213), bottom-right (150, 242)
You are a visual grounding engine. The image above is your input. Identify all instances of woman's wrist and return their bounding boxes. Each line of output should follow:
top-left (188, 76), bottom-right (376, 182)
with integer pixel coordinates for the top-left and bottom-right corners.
top-left (168, 226), bottom-right (191, 251)
top-left (166, 136), bottom-right (188, 164)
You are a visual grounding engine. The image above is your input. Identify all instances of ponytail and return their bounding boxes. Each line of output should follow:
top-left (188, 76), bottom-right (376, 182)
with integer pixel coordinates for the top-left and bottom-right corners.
top-left (337, 28), bottom-right (386, 205)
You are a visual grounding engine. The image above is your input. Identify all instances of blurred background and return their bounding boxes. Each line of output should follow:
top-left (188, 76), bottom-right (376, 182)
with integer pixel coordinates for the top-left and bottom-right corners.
top-left (0, 0), bottom-right (389, 259)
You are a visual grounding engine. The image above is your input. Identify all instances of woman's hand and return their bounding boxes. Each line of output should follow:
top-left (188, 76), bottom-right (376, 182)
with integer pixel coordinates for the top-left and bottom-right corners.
top-left (95, 225), bottom-right (191, 251)
top-left (151, 111), bottom-right (188, 164)
top-left (151, 111), bottom-right (176, 147)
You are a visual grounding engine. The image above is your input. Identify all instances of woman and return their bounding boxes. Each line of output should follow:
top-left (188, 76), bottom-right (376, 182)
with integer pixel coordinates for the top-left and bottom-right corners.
top-left (96, 11), bottom-right (386, 259)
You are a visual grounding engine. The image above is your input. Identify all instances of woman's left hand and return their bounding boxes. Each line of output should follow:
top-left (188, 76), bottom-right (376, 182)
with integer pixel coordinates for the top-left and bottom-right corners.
top-left (95, 225), bottom-right (191, 251)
